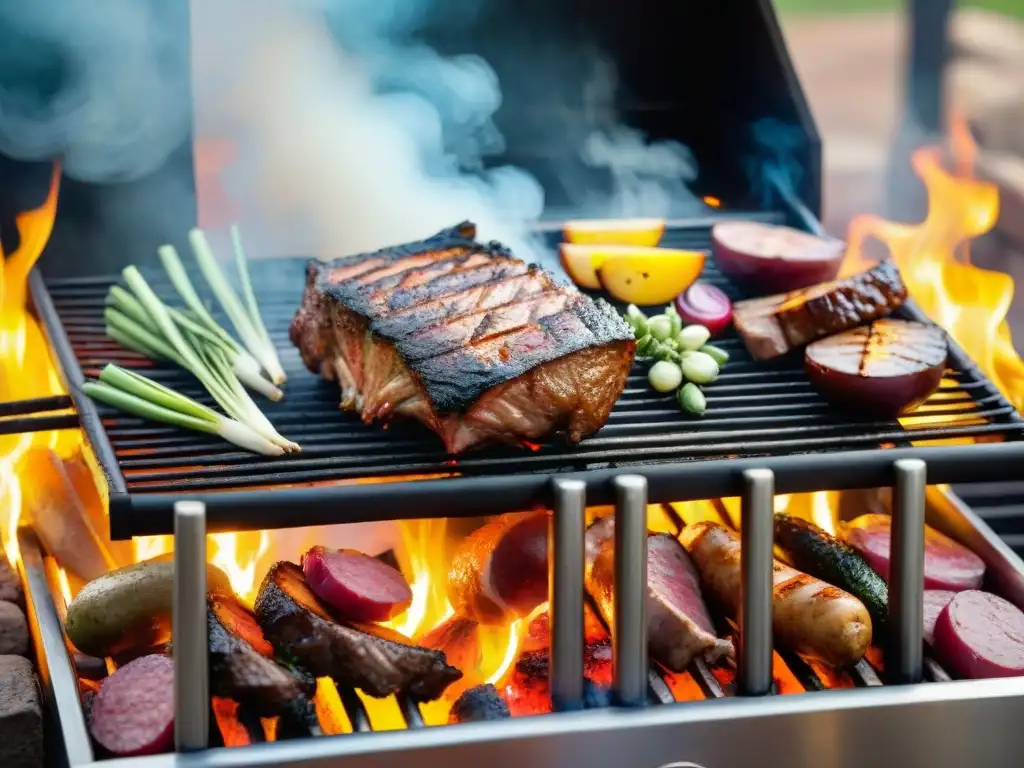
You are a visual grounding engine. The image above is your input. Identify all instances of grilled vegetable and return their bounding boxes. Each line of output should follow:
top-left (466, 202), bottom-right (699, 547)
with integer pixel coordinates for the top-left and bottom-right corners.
top-left (933, 590), bottom-right (1024, 679)
top-left (774, 514), bottom-right (888, 630)
top-left (711, 221), bottom-right (845, 295)
top-left (595, 247), bottom-right (706, 305)
top-left (804, 319), bottom-right (948, 416)
top-left (89, 655), bottom-right (175, 757)
top-left (840, 513), bottom-right (986, 591)
top-left (563, 218), bottom-right (665, 247)
top-left (674, 282), bottom-right (732, 336)
top-left (65, 556), bottom-right (231, 658)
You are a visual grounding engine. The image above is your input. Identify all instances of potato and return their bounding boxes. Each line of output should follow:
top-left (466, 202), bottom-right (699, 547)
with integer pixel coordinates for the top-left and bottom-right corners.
top-left (65, 555), bottom-right (231, 657)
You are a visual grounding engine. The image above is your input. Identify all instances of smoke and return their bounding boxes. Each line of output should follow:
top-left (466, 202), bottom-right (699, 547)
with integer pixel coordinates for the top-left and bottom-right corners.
top-left (0, 1), bottom-right (191, 183)
top-left (0, 0), bottom-right (707, 267)
top-left (746, 117), bottom-right (806, 207)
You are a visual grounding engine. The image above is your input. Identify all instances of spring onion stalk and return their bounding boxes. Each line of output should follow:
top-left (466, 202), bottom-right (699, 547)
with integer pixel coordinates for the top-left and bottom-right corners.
top-left (189, 228), bottom-right (287, 386)
top-left (230, 224), bottom-right (280, 375)
top-left (83, 368), bottom-right (284, 456)
top-left (158, 245), bottom-right (241, 352)
top-left (108, 280), bottom-right (282, 402)
top-left (122, 266), bottom-right (294, 451)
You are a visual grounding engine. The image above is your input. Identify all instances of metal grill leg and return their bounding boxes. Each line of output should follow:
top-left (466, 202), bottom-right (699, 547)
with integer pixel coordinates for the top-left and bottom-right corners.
top-left (550, 478), bottom-right (587, 711)
top-left (739, 468), bottom-right (774, 696)
top-left (889, 458), bottom-right (927, 684)
top-left (612, 474), bottom-right (648, 707)
top-left (174, 500), bottom-right (210, 751)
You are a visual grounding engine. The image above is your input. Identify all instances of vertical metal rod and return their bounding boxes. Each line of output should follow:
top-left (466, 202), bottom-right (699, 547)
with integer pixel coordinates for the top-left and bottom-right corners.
top-left (174, 501), bottom-right (209, 752)
top-left (739, 468), bottom-right (774, 696)
top-left (612, 474), bottom-right (648, 707)
top-left (550, 478), bottom-right (587, 711)
top-left (889, 458), bottom-right (927, 684)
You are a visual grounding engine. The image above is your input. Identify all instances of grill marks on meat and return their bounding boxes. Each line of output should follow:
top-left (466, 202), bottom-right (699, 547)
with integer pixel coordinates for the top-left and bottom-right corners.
top-left (253, 561), bottom-right (462, 701)
top-left (732, 260), bottom-right (907, 360)
top-left (207, 593), bottom-right (315, 719)
top-left (290, 223), bottom-right (635, 452)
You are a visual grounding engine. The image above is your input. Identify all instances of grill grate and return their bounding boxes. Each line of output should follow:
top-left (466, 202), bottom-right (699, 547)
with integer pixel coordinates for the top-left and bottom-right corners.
top-left (31, 221), bottom-right (1024, 538)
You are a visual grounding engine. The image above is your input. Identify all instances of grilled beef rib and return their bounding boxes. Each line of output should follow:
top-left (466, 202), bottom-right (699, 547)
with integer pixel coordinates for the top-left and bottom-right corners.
top-left (290, 223), bottom-right (636, 453)
top-left (253, 561), bottom-right (462, 701)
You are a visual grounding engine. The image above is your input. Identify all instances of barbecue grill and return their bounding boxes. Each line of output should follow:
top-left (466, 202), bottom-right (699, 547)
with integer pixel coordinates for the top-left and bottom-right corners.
top-left (6, 0), bottom-right (1024, 766)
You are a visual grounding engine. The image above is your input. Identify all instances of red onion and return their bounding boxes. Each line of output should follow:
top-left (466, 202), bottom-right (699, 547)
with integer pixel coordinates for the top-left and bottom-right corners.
top-left (674, 282), bottom-right (733, 336)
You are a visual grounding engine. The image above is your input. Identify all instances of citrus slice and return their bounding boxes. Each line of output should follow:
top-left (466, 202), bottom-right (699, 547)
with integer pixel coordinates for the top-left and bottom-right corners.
top-left (594, 247), bottom-right (706, 305)
top-left (560, 243), bottom-right (605, 289)
top-left (563, 218), bottom-right (666, 247)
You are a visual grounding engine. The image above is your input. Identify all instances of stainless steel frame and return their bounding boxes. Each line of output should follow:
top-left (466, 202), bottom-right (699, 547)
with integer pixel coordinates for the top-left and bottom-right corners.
top-left (21, 463), bottom-right (1024, 768)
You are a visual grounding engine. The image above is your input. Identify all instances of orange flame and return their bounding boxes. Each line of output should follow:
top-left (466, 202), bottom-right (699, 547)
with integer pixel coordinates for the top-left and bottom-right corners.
top-left (840, 113), bottom-right (1024, 412)
top-left (0, 164), bottom-right (78, 565)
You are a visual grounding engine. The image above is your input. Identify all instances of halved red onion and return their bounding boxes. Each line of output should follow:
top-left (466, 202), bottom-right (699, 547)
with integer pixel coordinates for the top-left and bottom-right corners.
top-left (674, 282), bottom-right (733, 336)
top-left (804, 319), bottom-right (948, 417)
top-left (711, 221), bottom-right (845, 295)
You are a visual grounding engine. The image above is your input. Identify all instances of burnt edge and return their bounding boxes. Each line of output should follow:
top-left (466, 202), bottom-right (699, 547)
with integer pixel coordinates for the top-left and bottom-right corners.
top-left (303, 222), bottom-right (635, 412)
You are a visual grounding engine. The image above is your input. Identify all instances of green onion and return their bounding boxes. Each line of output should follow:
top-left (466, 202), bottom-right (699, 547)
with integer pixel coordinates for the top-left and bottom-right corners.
top-left (678, 382), bottom-right (707, 416)
top-left (681, 351), bottom-right (720, 385)
top-left (189, 228), bottom-right (287, 386)
top-left (83, 368), bottom-right (284, 455)
top-left (122, 266), bottom-right (294, 451)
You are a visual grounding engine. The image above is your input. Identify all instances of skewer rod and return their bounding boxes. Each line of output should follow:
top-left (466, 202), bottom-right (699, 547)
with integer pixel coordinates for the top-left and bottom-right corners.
top-left (550, 478), bottom-right (587, 711)
top-left (739, 468), bottom-right (775, 696)
top-left (612, 474), bottom-right (648, 707)
top-left (889, 458), bottom-right (927, 684)
top-left (174, 500), bottom-right (209, 751)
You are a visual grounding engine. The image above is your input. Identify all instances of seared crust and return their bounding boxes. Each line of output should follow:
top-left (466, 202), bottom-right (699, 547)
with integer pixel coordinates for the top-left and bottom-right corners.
top-left (733, 260), bottom-right (907, 360)
top-left (253, 561), bottom-right (462, 701)
top-left (289, 222), bottom-right (636, 450)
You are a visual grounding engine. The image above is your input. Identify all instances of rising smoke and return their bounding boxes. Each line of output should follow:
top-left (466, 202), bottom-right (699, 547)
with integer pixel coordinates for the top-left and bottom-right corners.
top-left (0, 0), bottom-right (705, 267)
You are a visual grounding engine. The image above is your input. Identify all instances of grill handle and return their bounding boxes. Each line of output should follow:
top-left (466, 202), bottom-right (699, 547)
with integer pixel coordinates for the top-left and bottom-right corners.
top-left (738, 468), bottom-right (775, 696)
top-left (174, 500), bottom-right (210, 751)
top-left (612, 474), bottom-right (649, 707)
top-left (888, 458), bottom-right (927, 684)
top-left (550, 478), bottom-right (587, 711)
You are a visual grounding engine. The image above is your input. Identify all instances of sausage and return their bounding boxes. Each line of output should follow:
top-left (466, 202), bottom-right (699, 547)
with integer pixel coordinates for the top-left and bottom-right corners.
top-left (678, 521), bottom-right (872, 667)
top-left (88, 655), bottom-right (175, 757)
top-left (448, 511), bottom-right (549, 622)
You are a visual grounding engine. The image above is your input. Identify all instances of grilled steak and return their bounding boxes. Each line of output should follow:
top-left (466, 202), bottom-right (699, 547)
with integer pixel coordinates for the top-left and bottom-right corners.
top-left (587, 531), bottom-right (733, 672)
top-left (290, 222), bottom-right (636, 453)
top-left (207, 592), bottom-right (314, 718)
top-left (732, 260), bottom-right (907, 360)
top-left (253, 561), bottom-right (462, 700)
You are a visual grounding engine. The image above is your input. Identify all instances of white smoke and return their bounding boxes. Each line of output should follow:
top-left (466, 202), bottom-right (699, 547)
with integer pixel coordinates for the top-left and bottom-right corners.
top-left (0, 1), bottom-right (191, 183)
top-left (0, 0), bottom-right (706, 264)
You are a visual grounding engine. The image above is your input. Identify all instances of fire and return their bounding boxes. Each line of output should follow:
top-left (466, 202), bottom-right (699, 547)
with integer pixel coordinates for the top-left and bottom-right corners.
top-left (840, 113), bottom-right (1024, 412)
top-left (0, 164), bottom-right (78, 566)
top-left (132, 529), bottom-right (272, 604)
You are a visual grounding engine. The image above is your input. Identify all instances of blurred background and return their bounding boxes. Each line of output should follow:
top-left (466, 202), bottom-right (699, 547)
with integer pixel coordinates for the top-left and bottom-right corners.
top-left (774, 0), bottom-right (1023, 239)
top-left (774, 0), bottom-right (1024, 336)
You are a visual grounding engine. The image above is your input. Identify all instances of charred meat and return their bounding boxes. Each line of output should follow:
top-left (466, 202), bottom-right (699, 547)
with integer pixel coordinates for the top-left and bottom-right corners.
top-left (587, 532), bottom-right (733, 672)
top-left (290, 223), bottom-right (636, 453)
top-left (207, 592), bottom-right (315, 720)
top-left (253, 561), bottom-right (462, 700)
top-left (732, 260), bottom-right (907, 361)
